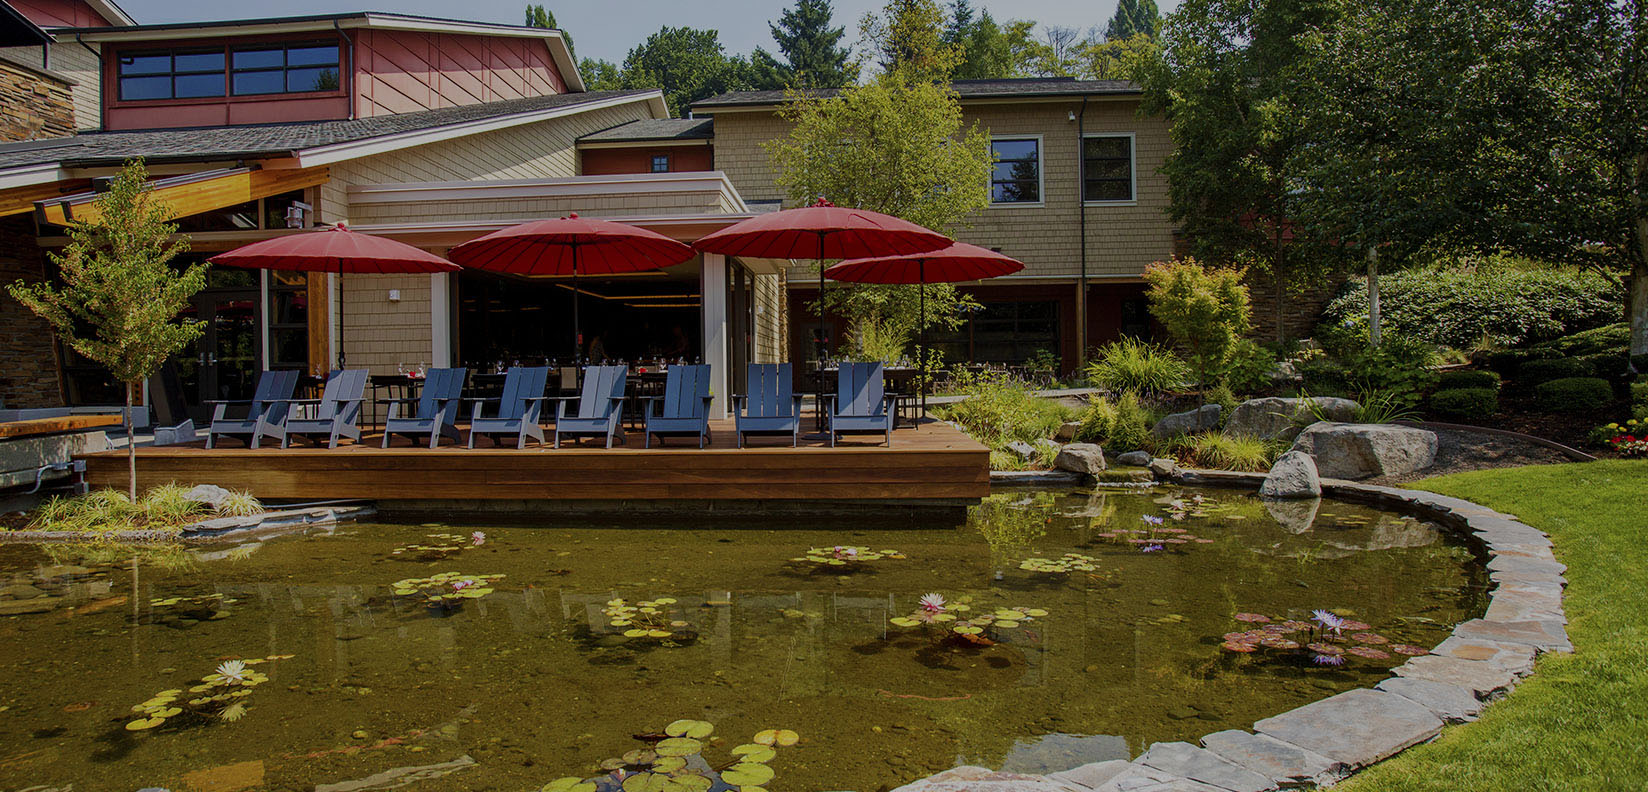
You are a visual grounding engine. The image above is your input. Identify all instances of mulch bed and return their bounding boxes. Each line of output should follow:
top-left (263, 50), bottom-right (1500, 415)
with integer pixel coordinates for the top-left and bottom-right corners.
top-left (1370, 426), bottom-right (1576, 486)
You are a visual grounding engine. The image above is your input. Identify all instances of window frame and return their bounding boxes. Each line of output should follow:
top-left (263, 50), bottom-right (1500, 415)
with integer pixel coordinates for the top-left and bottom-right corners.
top-left (230, 40), bottom-right (342, 97)
top-left (116, 47), bottom-right (227, 102)
top-left (1081, 132), bottom-right (1138, 206)
top-left (649, 153), bottom-right (671, 173)
top-left (109, 38), bottom-right (344, 106)
top-left (988, 135), bottom-right (1045, 208)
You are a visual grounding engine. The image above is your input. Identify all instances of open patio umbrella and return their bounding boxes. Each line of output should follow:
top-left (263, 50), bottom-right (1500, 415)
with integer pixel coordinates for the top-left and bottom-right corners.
top-left (826, 242), bottom-right (1024, 419)
top-left (211, 224), bottom-right (459, 369)
top-left (693, 199), bottom-right (950, 423)
top-left (448, 214), bottom-right (695, 360)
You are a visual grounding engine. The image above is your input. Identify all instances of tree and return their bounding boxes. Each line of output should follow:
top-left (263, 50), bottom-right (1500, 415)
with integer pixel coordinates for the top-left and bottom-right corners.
top-left (1027, 25), bottom-right (1085, 77)
top-left (751, 0), bottom-right (857, 90)
top-left (578, 57), bottom-right (623, 90)
top-left (7, 159), bottom-right (205, 499)
top-left (1136, 0), bottom-right (1339, 342)
top-left (1076, 34), bottom-right (1156, 80)
top-left (767, 71), bottom-right (993, 352)
top-left (1105, 0), bottom-right (1161, 40)
top-left (524, 4), bottom-right (573, 59)
top-left (860, 0), bottom-right (961, 79)
top-left (944, 1), bottom-right (1039, 79)
top-left (618, 27), bottom-right (752, 117)
top-left (1142, 258), bottom-right (1252, 393)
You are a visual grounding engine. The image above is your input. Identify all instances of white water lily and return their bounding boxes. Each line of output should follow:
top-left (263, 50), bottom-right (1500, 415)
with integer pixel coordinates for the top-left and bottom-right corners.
top-left (219, 701), bottom-right (247, 722)
top-left (215, 660), bottom-right (247, 683)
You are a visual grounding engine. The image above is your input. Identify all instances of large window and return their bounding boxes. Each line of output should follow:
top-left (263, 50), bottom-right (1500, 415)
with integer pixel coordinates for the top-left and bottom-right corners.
top-left (929, 300), bottom-right (1060, 365)
top-left (990, 137), bottom-right (1042, 204)
top-left (1082, 134), bottom-right (1135, 203)
top-left (116, 40), bottom-right (339, 101)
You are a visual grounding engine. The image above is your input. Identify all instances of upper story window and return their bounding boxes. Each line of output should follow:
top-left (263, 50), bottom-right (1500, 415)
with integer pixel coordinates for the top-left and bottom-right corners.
top-left (1083, 134), bottom-right (1135, 203)
top-left (990, 137), bottom-right (1041, 205)
top-left (650, 154), bottom-right (670, 173)
top-left (116, 40), bottom-right (340, 102)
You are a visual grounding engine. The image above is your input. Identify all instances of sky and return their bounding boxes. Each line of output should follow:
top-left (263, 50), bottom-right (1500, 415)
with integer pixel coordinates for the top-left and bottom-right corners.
top-left (118, 0), bottom-right (1182, 66)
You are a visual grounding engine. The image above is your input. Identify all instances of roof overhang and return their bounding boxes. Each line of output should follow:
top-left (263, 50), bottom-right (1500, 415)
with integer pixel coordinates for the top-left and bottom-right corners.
top-left (0, 2), bottom-right (52, 47)
top-left (33, 164), bottom-right (327, 226)
top-left (693, 92), bottom-right (1141, 114)
top-left (346, 170), bottom-right (750, 214)
top-left (577, 138), bottom-right (712, 150)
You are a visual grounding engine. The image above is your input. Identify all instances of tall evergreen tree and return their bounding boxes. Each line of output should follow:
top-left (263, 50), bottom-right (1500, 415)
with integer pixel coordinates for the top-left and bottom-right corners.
top-left (620, 27), bottom-right (753, 117)
top-left (523, 4), bottom-right (573, 59)
top-left (752, 0), bottom-right (857, 90)
top-left (943, 0), bottom-right (1037, 79)
top-left (860, 0), bottom-right (960, 79)
top-left (1105, 0), bottom-right (1160, 41)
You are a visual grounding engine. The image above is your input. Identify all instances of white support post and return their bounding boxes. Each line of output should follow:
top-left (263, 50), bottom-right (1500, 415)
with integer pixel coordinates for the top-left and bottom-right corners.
top-left (701, 252), bottom-right (729, 418)
top-left (259, 270), bottom-right (271, 370)
top-left (430, 272), bottom-right (452, 367)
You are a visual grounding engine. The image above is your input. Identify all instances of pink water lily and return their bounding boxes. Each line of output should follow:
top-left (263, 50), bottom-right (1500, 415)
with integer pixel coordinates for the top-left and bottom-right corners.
top-left (918, 593), bottom-right (947, 613)
top-left (471, 531), bottom-right (486, 546)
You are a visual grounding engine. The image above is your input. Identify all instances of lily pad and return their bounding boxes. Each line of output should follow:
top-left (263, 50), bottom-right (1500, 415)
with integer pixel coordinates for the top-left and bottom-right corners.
top-left (541, 778), bottom-right (597, 792)
top-left (650, 756), bottom-right (687, 773)
top-left (720, 762), bottom-right (776, 786)
top-left (752, 728), bottom-right (799, 747)
top-left (622, 772), bottom-right (672, 792)
top-left (664, 719), bottom-right (714, 739)
top-left (654, 737), bottom-right (703, 756)
top-left (729, 744), bottom-right (776, 763)
top-left (125, 716), bottom-right (165, 731)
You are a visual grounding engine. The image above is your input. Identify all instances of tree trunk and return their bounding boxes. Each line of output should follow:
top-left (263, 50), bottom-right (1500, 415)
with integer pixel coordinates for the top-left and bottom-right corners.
top-left (1632, 216), bottom-right (1648, 356)
top-left (1366, 247), bottom-right (1382, 348)
top-left (124, 381), bottom-right (136, 501)
top-left (1273, 223), bottom-right (1287, 345)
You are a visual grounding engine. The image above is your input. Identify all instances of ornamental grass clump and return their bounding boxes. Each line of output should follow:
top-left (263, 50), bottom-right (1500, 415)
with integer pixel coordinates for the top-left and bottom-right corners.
top-left (21, 484), bottom-right (261, 534)
top-left (1083, 337), bottom-right (1192, 397)
top-left (1160, 431), bottom-right (1279, 472)
top-left (934, 369), bottom-right (1073, 451)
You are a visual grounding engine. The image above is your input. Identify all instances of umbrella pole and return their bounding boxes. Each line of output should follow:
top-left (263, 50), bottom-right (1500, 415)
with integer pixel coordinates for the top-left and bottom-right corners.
top-left (573, 246), bottom-right (581, 363)
top-left (919, 261), bottom-right (926, 422)
top-left (816, 238), bottom-right (826, 433)
top-left (337, 261), bottom-right (345, 370)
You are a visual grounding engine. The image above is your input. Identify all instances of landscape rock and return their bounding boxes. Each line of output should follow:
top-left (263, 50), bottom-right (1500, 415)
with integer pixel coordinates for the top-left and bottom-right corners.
top-left (890, 766), bottom-right (1083, 792)
top-left (1056, 422), bottom-right (1084, 441)
top-left (1225, 397), bottom-right (1360, 441)
top-left (1252, 688), bottom-right (1442, 769)
top-left (1054, 444), bottom-right (1107, 475)
top-left (1152, 405), bottom-right (1222, 439)
top-left (1484, 586), bottom-right (1566, 624)
top-left (1289, 422), bottom-right (1438, 480)
top-left (1148, 458), bottom-right (1179, 479)
top-left (1199, 729), bottom-right (1348, 789)
top-left (1393, 655), bottom-right (1515, 700)
top-left (1090, 764), bottom-right (1227, 792)
top-left (1450, 618), bottom-right (1572, 654)
top-left (1047, 760), bottom-right (1130, 790)
top-left (1135, 742), bottom-right (1276, 792)
top-left (1262, 497), bottom-right (1320, 534)
top-left (183, 484), bottom-right (233, 510)
top-left (0, 597), bottom-right (60, 616)
top-left (1008, 441), bottom-right (1039, 461)
top-left (1258, 451), bottom-right (1321, 499)
top-left (1117, 451), bottom-right (1152, 467)
top-left (1429, 635), bottom-right (1538, 677)
top-left (1375, 677), bottom-right (1487, 724)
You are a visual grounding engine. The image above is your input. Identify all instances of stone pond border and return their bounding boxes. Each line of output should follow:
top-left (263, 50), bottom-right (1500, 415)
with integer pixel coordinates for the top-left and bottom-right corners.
top-left (894, 469), bottom-right (1571, 792)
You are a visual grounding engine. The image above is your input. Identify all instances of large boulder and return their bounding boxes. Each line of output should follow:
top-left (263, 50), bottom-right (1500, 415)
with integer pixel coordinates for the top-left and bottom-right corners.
top-left (1116, 450), bottom-right (1152, 467)
top-left (1259, 450), bottom-right (1322, 499)
top-left (1151, 404), bottom-right (1222, 438)
top-left (1053, 444), bottom-right (1106, 475)
top-left (1226, 397), bottom-right (1360, 441)
top-left (183, 484), bottom-right (232, 510)
top-left (1291, 422), bottom-right (1438, 480)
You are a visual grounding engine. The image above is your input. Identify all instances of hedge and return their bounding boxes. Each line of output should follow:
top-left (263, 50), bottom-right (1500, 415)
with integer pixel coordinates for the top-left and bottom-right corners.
top-left (1429, 387), bottom-right (1500, 420)
top-left (1436, 369), bottom-right (1502, 391)
top-left (1634, 380), bottom-right (1648, 421)
top-left (1518, 357), bottom-right (1596, 384)
top-left (1533, 377), bottom-right (1615, 412)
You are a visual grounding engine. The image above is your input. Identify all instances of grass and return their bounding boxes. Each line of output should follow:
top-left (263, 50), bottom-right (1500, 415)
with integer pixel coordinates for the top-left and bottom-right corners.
top-left (1159, 431), bottom-right (1281, 471)
top-left (934, 369), bottom-right (1075, 464)
top-left (18, 484), bottom-right (262, 534)
top-left (1337, 461), bottom-right (1648, 791)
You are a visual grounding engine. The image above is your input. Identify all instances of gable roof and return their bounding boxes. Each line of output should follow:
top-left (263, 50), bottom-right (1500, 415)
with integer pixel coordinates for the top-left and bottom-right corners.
top-left (579, 118), bottom-right (713, 144)
top-left (0, 0), bottom-right (51, 47)
top-left (693, 77), bottom-right (1140, 111)
top-left (0, 90), bottom-right (663, 186)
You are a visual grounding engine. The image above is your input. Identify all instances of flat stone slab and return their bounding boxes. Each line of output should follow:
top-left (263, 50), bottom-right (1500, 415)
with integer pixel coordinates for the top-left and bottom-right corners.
top-left (1394, 655), bottom-right (1516, 699)
top-left (1049, 760), bottom-right (1130, 790)
top-left (1452, 618), bottom-right (1573, 653)
top-left (1430, 635), bottom-right (1538, 677)
top-left (892, 766), bottom-right (1085, 792)
top-left (1484, 587), bottom-right (1566, 623)
top-left (1092, 765), bottom-right (1228, 792)
top-left (1198, 730), bottom-right (1347, 789)
top-left (1252, 689), bottom-right (1442, 768)
top-left (1376, 676), bottom-right (1487, 723)
top-left (1135, 742), bottom-right (1276, 792)
top-left (1485, 553), bottom-right (1566, 576)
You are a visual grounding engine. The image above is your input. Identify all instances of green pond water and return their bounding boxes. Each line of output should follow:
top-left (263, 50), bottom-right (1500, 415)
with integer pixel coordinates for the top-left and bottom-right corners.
top-left (0, 486), bottom-right (1486, 792)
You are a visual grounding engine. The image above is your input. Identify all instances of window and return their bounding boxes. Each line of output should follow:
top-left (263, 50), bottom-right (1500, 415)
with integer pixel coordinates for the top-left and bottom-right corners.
top-left (650, 154), bottom-right (670, 173)
top-left (118, 48), bottom-right (226, 100)
top-left (232, 42), bottom-right (340, 95)
top-left (990, 137), bottom-right (1041, 204)
top-left (1083, 134), bottom-right (1135, 202)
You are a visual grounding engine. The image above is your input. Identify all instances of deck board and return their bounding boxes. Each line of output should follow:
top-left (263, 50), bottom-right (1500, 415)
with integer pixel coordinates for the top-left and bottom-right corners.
top-left (79, 419), bottom-right (991, 502)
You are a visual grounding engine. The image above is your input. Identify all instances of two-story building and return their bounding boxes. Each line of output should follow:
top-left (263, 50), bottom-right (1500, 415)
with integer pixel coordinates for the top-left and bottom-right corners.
top-left (692, 78), bottom-right (1177, 374)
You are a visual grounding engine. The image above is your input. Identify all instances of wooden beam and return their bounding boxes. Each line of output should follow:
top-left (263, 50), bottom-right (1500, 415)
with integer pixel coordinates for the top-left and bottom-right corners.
top-left (306, 271), bottom-right (330, 375)
top-left (0, 179), bottom-right (91, 217)
top-left (0, 414), bottom-right (120, 439)
top-left (37, 167), bottom-right (329, 227)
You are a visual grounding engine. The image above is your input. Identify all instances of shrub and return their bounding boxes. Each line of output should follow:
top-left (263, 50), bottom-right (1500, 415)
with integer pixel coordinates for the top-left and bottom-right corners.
top-left (1537, 323), bottom-right (1631, 357)
top-left (1298, 329), bottom-right (1439, 408)
top-left (1518, 358), bottom-right (1596, 384)
top-left (1321, 261), bottom-right (1623, 349)
top-left (1428, 388), bottom-right (1500, 421)
top-left (1107, 391), bottom-right (1157, 453)
top-left (1486, 347), bottom-right (1559, 376)
top-left (1072, 399), bottom-right (1118, 444)
top-left (1580, 352), bottom-right (1632, 379)
top-left (1143, 258), bottom-right (1252, 388)
top-left (1534, 377), bottom-right (1615, 412)
top-left (1633, 380), bottom-right (1648, 421)
top-left (1161, 431), bottom-right (1280, 472)
top-left (1213, 337), bottom-right (1277, 395)
top-left (934, 369), bottom-right (1074, 451)
top-left (1082, 337), bottom-right (1191, 397)
top-left (1436, 369), bottom-right (1502, 391)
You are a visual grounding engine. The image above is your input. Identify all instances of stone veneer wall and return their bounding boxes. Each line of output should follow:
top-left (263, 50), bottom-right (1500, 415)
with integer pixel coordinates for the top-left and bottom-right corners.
top-left (0, 55), bottom-right (73, 141)
top-left (1244, 267), bottom-right (1352, 344)
top-left (0, 215), bottom-right (62, 407)
top-left (893, 470), bottom-right (1571, 792)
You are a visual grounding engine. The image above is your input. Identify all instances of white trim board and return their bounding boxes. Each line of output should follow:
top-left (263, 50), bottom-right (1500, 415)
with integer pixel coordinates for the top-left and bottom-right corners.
top-left (347, 170), bottom-right (749, 212)
top-left (987, 134), bottom-right (1046, 209)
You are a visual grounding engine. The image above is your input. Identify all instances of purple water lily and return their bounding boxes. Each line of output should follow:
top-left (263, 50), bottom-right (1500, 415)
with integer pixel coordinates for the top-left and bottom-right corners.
top-left (1312, 609), bottom-right (1346, 634)
top-left (1311, 653), bottom-right (1346, 666)
top-left (1141, 515), bottom-right (1165, 526)
top-left (1140, 544), bottom-right (1165, 553)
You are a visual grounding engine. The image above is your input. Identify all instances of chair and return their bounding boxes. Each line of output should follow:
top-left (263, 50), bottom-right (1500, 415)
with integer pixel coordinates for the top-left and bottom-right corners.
top-left (826, 362), bottom-right (897, 447)
top-left (204, 369), bottom-right (298, 449)
top-left (381, 368), bottom-right (468, 449)
top-left (467, 366), bottom-right (550, 449)
top-left (641, 365), bottom-right (714, 448)
top-left (147, 362), bottom-right (196, 446)
top-left (733, 363), bottom-right (802, 448)
top-left (261, 369), bottom-right (367, 449)
top-left (554, 365), bottom-right (627, 448)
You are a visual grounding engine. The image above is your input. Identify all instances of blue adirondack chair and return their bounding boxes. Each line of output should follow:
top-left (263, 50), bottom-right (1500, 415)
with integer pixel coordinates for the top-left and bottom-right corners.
top-left (261, 368), bottom-right (368, 448)
top-left (382, 367), bottom-right (468, 449)
top-left (554, 365), bottom-right (628, 448)
top-left (733, 363), bottom-right (802, 448)
top-left (642, 364), bottom-right (714, 448)
top-left (205, 369), bottom-right (299, 449)
top-left (467, 366), bottom-right (550, 449)
top-left (827, 362), bottom-right (897, 447)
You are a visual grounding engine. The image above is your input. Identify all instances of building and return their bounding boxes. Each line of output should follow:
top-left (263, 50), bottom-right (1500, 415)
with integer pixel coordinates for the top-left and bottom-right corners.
top-left (692, 78), bottom-right (1177, 375)
top-left (0, 1), bottom-right (786, 418)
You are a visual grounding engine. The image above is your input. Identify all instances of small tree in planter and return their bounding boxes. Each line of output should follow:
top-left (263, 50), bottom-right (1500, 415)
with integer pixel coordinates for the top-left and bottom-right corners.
top-left (7, 159), bottom-right (205, 499)
top-left (1143, 258), bottom-right (1253, 416)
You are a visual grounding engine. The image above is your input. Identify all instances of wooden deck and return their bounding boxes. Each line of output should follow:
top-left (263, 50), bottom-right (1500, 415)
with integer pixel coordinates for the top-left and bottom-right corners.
top-left (79, 419), bottom-right (991, 504)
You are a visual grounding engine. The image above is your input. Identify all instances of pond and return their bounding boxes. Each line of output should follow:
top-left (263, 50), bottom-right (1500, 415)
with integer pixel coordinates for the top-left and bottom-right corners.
top-left (0, 486), bottom-right (1486, 792)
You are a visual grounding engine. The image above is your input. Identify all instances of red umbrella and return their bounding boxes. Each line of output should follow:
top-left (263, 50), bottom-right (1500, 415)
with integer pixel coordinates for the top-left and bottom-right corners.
top-left (827, 243), bottom-right (1024, 418)
top-left (449, 213), bottom-right (695, 360)
top-left (211, 225), bottom-right (458, 368)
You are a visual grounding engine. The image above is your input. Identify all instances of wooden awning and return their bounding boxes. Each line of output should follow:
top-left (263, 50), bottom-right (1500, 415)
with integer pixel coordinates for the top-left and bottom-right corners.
top-left (34, 165), bottom-right (329, 227)
top-left (0, 179), bottom-right (92, 217)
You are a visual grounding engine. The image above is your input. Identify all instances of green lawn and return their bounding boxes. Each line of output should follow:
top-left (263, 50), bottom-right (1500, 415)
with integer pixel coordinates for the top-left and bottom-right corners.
top-left (1337, 461), bottom-right (1648, 792)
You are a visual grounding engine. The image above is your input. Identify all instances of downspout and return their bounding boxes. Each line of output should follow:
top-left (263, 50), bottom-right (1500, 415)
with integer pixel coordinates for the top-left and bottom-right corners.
top-left (1076, 96), bottom-right (1089, 369)
top-left (334, 20), bottom-right (355, 120)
